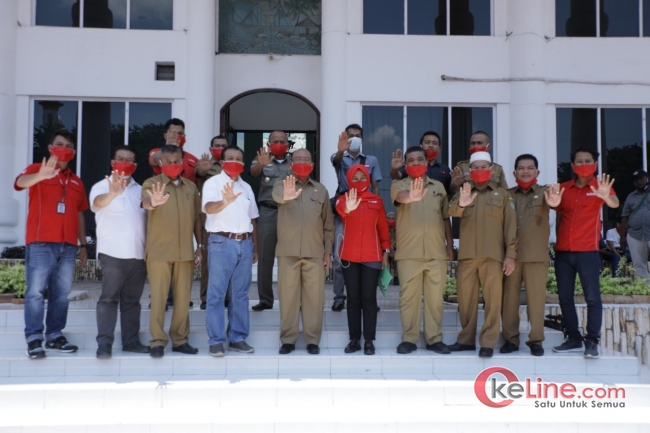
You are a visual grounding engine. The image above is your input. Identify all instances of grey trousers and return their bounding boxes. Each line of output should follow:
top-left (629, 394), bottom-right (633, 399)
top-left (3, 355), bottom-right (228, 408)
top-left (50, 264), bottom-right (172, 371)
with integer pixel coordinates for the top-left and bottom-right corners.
top-left (257, 205), bottom-right (278, 307)
top-left (333, 214), bottom-right (346, 301)
top-left (627, 234), bottom-right (650, 280)
top-left (96, 253), bottom-right (147, 346)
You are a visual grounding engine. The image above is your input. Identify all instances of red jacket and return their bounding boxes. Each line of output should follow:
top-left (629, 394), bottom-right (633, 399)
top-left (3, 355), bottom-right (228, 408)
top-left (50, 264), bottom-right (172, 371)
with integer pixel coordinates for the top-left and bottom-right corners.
top-left (335, 165), bottom-right (391, 263)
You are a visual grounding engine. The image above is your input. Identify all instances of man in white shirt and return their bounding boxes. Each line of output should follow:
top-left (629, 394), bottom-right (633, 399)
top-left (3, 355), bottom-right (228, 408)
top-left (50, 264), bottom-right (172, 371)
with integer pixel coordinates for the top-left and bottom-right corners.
top-left (89, 146), bottom-right (149, 359)
top-left (202, 145), bottom-right (259, 357)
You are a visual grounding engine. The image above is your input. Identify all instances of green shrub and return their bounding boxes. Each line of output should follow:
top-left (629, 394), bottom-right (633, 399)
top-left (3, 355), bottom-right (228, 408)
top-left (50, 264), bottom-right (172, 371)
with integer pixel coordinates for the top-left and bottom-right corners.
top-left (0, 264), bottom-right (26, 298)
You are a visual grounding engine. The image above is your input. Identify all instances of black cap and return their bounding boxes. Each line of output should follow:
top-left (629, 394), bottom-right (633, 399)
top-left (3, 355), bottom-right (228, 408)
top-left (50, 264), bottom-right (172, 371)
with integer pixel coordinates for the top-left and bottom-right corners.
top-left (632, 169), bottom-right (648, 178)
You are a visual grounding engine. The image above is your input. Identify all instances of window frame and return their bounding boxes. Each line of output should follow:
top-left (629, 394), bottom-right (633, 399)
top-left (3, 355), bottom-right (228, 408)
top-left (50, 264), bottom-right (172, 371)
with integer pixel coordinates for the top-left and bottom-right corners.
top-left (555, 0), bottom-right (646, 37)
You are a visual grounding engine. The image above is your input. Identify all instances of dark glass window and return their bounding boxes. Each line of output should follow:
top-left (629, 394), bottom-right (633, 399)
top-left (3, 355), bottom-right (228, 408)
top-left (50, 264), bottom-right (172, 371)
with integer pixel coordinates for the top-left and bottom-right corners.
top-left (84, 0), bottom-right (127, 29)
top-left (556, 0), bottom-right (597, 37)
top-left (35, 0), bottom-right (79, 27)
top-left (33, 100), bottom-right (79, 164)
top-left (555, 108), bottom-right (598, 183)
top-left (408, 0), bottom-right (445, 35)
top-left (363, 0), bottom-right (404, 34)
top-left (128, 102), bottom-right (172, 184)
top-left (130, 0), bottom-right (173, 30)
top-left (450, 107), bottom-right (493, 167)
top-left (601, 0), bottom-right (639, 37)
top-left (406, 106), bottom-right (448, 164)
top-left (645, 0), bottom-right (650, 36)
top-left (450, 0), bottom-right (491, 35)
top-left (362, 106), bottom-right (403, 212)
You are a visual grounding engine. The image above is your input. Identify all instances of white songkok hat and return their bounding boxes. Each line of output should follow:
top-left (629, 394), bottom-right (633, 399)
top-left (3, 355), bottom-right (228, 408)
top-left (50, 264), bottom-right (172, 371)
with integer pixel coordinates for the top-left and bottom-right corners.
top-left (469, 151), bottom-right (491, 165)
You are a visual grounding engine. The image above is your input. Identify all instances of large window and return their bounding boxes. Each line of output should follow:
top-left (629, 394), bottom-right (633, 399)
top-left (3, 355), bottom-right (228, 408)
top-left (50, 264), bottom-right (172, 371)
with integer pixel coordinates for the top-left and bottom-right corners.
top-left (35, 0), bottom-right (173, 30)
top-left (218, 0), bottom-right (322, 55)
top-left (364, 0), bottom-right (491, 35)
top-left (556, 107), bottom-right (646, 231)
top-left (33, 99), bottom-right (172, 235)
top-left (556, 0), bottom-right (648, 37)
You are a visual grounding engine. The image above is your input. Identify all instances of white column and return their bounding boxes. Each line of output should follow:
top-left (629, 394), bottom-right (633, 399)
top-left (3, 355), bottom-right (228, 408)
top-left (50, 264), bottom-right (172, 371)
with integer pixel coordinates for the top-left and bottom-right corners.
top-left (320, 0), bottom-right (348, 194)
top-left (0, 0), bottom-right (20, 246)
top-left (185, 0), bottom-right (215, 156)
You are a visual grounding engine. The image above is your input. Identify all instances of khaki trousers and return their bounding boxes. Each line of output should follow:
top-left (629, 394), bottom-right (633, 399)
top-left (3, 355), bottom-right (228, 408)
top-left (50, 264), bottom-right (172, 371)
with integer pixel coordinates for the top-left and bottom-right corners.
top-left (502, 261), bottom-right (548, 346)
top-left (397, 259), bottom-right (446, 345)
top-left (147, 260), bottom-right (193, 348)
top-left (277, 257), bottom-right (325, 345)
top-left (456, 258), bottom-right (503, 349)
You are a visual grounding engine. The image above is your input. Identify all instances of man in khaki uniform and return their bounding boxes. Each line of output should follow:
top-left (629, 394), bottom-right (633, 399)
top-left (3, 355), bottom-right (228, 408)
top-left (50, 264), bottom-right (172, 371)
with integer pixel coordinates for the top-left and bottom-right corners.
top-left (448, 151), bottom-right (517, 358)
top-left (502, 154), bottom-right (563, 357)
top-left (142, 145), bottom-right (203, 358)
top-left (250, 131), bottom-right (293, 311)
top-left (390, 147), bottom-right (455, 355)
top-left (195, 135), bottom-right (228, 310)
top-left (450, 131), bottom-right (508, 194)
top-left (272, 149), bottom-right (334, 355)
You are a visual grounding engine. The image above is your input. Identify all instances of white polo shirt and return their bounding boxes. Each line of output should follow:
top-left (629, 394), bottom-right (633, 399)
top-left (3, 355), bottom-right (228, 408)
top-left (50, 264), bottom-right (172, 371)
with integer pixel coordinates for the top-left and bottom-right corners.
top-left (202, 171), bottom-right (259, 234)
top-left (89, 178), bottom-right (147, 260)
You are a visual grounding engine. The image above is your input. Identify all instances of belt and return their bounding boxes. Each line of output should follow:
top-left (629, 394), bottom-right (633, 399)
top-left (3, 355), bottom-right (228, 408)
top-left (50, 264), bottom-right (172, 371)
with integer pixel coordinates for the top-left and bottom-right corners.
top-left (212, 231), bottom-right (252, 241)
top-left (259, 202), bottom-right (278, 210)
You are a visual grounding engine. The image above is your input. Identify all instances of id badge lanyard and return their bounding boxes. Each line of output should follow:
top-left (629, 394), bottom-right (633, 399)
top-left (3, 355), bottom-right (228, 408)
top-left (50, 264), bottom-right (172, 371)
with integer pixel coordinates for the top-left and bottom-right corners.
top-left (57, 172), bottom-right (70, 214)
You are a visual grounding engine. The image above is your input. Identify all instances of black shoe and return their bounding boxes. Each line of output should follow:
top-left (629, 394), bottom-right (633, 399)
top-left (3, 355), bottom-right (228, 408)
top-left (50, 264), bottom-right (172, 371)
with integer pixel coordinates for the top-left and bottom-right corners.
top-left (344, 339), bottom-right (361, 353)
top-left (478, 347), bottom-right (494, 358)
top-left (331, 300), bottom-right (345, 312)
top-left (364, 340), bottom-right (375, 355)
top-left (45, 336), bottom-right (78, 353)
top-left (499, 342), bottom-right (519, 354)
top-left (172, 343), bottom-right (199, 355)
top-left (448, 342), bottom-right (476, 352)
top-left (27, 340), bottom-right (45, 359)
top-left (251, 302), bottom-right (272, 311)
top-left (229, 341), bottom-right (254, 353)
top-left (396, 341), bottom-right (417, 354)
top-left (200, 302), bottom-right (206, 310)
top-left (150, 346), bottom-right (164, 358)
top-left (189, 301), bottom-right (194, 307)
top-left (426, 342), bottom-right (451, 354)
top-left (584, 340), bottom-right (599, 359)
top-left (376, 304), bottom-right (381, 312)
top-left (96, 344), bottom-right (112, 359)
top-left (166, 300), bottom-right (173, 308)
top-left (552, 338), bottom-right (583, 353)
top-left (122, 341), bottom-right (151, 353)
top-left (307, 344), bottom-right (320, 355)
top-left (530, 344), bottom-right (544, 357)
top-left (279, 343), bottom-right (295, 355)
top-left (210, 344), bottom-right (225, 357)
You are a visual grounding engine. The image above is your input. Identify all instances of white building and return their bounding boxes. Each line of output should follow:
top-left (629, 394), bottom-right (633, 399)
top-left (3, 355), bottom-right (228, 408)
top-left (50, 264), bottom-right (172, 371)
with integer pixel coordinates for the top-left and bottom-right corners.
top-left (2, 0), bottom-right (649, 247)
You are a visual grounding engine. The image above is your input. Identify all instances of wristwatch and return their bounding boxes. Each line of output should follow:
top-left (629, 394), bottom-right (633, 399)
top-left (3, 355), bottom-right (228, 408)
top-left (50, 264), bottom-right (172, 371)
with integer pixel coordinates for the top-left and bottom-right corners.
top-left (383, 249), bottom-right (391, 253)
top-left (197, 244), bottom-right (204, 249)
top-left (79, 245), bottom-right (88, 249)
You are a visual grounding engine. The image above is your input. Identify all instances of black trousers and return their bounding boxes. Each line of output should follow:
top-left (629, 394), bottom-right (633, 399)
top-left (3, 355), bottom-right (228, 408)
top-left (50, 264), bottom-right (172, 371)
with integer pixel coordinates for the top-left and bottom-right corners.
top-left (341, 261), bottom-right (380, 341)
top-left (96, 253), bottom-right (147, 346)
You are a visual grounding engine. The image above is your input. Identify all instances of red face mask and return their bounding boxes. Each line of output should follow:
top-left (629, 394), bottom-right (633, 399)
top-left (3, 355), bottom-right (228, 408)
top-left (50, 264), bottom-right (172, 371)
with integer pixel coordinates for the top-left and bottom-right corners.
top-left (112, 161), bottom-right (136, 176)
top-left (387, 220), bottom-right (396, 228)
top-left (50, 146), bottom-right (75, 162)
top-left (210, 148), bottom-right (223, 160)
top-left (469, 146), bottom-right (488, 155)
top-left (405, 165), bottom-right (428, 179)
top-left (161, 164), bottom-right (184, 179)
top-left (425, 149), bottom-right (439, 162)
top-left (350, 179), bottom-right (370, 193)
top-left (515, 177), bottom-right (537, 190)
top-left (222, 161), bottom-right (244, 178)
top-left (573, 164), bottom-right (597, 179)
top-left (269, 143), bottom-right (289, 158)
top-left (177, 135), bottom-right (186, 148)
top-left (292, 163), bottom-right (313, 179)
top-left (470, 169), bottom-right (492, 184)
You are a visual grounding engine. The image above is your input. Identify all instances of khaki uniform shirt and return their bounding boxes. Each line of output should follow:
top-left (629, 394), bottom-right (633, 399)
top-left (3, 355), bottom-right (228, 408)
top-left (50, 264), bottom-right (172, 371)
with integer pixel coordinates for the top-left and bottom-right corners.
top-left (508, 184), bottom-right (551, 262)
top-left (195, 160), bottom-right (222, 193)
top-left (141, 174), bottom-right (201, 262)
top-left (455, 161), bottom-right (509, 190)
top-left (449, 181), bottom-right (517, 262)
top-left (390, 176), bottom-right (449, 261)
top-left (252, 157), bottom-right (292, 205)
top-left (273, 177), bottom-right (334, 258)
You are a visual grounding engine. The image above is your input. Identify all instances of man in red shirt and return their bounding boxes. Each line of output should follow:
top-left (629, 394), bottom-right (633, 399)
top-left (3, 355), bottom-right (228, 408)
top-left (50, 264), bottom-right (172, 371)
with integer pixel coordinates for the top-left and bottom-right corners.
top-left (148, 118), bottom-right (199, 184)
top-left (553, 146), bottom-right (618, 359)
top-left (14, 129), bottom-right (89, 359)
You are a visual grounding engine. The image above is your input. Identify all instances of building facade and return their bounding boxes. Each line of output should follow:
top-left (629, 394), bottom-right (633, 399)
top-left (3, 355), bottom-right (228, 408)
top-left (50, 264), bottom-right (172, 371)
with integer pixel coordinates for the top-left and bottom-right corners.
top-left (1, 0), bottom-right (649, 246)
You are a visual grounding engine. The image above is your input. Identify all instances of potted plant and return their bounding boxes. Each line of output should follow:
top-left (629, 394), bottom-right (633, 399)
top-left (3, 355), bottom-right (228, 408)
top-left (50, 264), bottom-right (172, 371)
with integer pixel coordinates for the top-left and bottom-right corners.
top-left (0, 264), bottom-right (26, 304)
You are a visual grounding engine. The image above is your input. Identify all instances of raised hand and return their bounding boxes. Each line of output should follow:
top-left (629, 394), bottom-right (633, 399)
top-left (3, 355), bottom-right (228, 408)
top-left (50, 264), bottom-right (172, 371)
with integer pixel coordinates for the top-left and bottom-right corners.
top-left (107, 170), bottom-right (127, 197)
top-left (458, 183), bottom-right (477, 207)
top-left (591, 174), bottom-right (615, 200)
top-left (197, 153), bottom-right (215, 172)
top-left (38, 156), bottom-right (60, 180)
top-left (451, 167), bottom-right (465, 188)
top-left (221, 181), bottom-right (242, 206)
top-left (165, 129), bottom-right (179, 145)
top-left (337, 131), bottom-right (350, 153)
top-left (408, 177), bottom-right (428, 202)
top-left (282, 175), bottom-right (303, 201)
top-left (344, 188), bottom-right (362, 214)
top-left (257, 146), bottom-right (274, 166)
top-left (543, 183), bottom-right (564, 207)
top-left (146, 182), bottom-right (169, 208)
top-left (391, 149), bottom-right (404, 170)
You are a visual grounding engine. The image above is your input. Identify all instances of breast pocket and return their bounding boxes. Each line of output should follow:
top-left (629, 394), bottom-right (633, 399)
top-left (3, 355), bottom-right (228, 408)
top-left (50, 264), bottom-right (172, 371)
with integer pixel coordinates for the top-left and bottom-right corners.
top-left (109, 195), bottom-right (127, 213)
top-left (262, 166), bottom-right (276, 179)
top-left (487, 195), bottom-right (505, 217)
top-left (310, 194), bottom-right (325, 216)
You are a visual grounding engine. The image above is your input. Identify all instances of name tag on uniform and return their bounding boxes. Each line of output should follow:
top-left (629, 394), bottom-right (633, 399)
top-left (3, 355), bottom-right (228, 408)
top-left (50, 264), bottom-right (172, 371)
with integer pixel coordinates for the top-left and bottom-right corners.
top-left (57, 202), bottom-right (66, 214)
top-left (311, 193), bottom-right (317, 200)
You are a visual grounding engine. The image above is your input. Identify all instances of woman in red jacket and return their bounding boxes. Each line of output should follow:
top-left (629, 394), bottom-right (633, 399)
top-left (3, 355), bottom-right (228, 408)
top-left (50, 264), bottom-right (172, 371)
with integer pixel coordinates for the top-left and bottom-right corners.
top-left (335, 164), bottom-right (391, 355)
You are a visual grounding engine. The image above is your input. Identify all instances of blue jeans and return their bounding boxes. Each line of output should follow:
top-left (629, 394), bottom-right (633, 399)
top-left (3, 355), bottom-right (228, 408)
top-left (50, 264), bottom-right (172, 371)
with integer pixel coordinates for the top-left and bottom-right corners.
top-left (24, 242), bottom-right (77, 343)
top-left (555, 251), bottom-right (602, 343)
top-left (206, 234), bottom-right (253, 346)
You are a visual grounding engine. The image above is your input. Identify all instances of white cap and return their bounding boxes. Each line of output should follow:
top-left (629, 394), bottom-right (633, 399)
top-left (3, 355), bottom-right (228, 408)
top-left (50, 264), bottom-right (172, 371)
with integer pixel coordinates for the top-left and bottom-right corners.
top-left (469, 151), bottom-right (491, 165)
